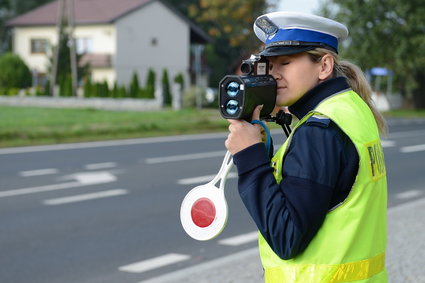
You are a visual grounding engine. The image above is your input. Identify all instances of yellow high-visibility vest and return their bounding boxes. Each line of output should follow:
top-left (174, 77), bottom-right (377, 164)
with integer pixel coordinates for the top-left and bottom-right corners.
top-left (260, 90), bottom-right (388, 283)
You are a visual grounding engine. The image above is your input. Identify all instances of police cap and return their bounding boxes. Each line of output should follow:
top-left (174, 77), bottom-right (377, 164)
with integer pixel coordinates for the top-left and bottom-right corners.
top-left (254, 11), bottom-right (348, 56)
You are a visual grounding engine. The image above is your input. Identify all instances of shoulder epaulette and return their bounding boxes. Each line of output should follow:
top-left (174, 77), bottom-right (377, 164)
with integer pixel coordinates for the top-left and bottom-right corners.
top-left (306, 114), bottom-right (331, 128)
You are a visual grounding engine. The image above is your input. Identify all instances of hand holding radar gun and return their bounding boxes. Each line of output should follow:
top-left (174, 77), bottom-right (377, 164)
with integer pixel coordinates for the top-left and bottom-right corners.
top-left (180, 55), bottom-right (292, 241)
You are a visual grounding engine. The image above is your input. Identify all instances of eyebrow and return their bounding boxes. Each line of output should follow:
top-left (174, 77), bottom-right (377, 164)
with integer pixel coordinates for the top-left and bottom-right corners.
top-left (269, 55), bottom-right (291, 61)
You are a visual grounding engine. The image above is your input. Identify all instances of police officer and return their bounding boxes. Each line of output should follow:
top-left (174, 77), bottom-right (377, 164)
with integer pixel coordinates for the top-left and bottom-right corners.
top-left (225, 12), bottom-right (388, 282)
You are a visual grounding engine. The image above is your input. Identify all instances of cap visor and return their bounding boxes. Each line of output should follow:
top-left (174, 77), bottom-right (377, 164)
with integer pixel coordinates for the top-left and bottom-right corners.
top-left (259, 45), bottom-right (315, 57)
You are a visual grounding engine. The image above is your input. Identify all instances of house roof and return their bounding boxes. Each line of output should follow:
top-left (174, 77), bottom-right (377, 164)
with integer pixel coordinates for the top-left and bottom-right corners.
top-left (7, 0), bottom-right (211, 43)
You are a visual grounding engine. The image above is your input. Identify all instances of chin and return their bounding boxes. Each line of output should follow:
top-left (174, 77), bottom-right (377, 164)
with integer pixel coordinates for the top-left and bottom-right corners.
top-left (276, 97), bottom-right (290, 107)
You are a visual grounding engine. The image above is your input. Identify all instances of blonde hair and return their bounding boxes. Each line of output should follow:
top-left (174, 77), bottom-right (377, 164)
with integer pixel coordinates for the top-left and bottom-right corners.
top-left (306, 48), bottom-right (387, 136)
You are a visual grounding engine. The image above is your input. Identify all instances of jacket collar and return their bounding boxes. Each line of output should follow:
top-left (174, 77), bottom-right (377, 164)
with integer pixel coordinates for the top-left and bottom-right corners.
top-left (288, 77), bottom-right (350, 120)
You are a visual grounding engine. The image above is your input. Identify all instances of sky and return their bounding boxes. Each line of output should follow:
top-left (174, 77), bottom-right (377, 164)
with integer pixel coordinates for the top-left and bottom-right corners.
top-left (278, 0), bottom-right (321, 14)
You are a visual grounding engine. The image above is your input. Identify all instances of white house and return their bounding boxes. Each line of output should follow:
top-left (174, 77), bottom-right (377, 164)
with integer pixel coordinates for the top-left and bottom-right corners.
top-left (6, 0), bottom-right (210, 89)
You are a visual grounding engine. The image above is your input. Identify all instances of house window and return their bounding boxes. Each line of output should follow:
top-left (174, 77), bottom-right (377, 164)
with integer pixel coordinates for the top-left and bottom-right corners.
top-left (33, 72), bottom-right (48, 87)
top-left (76, 37), bottom-right (94, 54)
top-left (30, 38), bottom-right (49, 54)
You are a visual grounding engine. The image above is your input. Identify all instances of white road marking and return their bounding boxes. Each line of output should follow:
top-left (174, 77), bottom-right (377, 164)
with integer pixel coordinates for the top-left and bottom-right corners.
top-left (145, 151), bottom-right (226, 164)
top-left (119, 253), bottom-right (191, 274)
top-left (61, 172), bottom-right (117, 185)
top-left (218, 231), bottom-right (258, 246)
top-left (0, 133), bottom-right (229, 155)
top-left (0, 181), bottom-right (83, 198)
top-left (84, 162), bottom-right (117, 170)
top-left (381, 140), bottom-right (395, 147)
top-left (19, 168), bottom-right (59, 177)
top-left (400, 144), bottom-right (425, 153)
top-left (138, 248), bottom-right (258, 283)
top-left (43, 189), bottom-right (128, 205)
top-left (178, 172), bottom-right (237, 185)
top-left (0, 171), bottom-right (116, 198)
top-left (396, 190), bottom-right (423, 200)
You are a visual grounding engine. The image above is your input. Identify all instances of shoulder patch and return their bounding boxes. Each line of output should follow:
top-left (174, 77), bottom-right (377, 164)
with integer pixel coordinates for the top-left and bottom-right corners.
top-left (306, 115), bottom-right (331, 128)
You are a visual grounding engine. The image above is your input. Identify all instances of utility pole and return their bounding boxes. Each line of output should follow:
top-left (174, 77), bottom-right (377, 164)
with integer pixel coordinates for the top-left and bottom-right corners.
top-left (50, 0), bottom-right (64, 96)
top-left (67, 0), bottom-right (78, 97)
top-left (50, 0), bottom-right (78, 97)
top-left (193, 44), bottom-right (204, 109)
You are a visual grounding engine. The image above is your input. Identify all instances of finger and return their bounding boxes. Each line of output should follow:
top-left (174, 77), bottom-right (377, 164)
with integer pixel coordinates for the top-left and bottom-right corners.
top-left (251, 104), bottom-right (263, 121)
top-left (227, 118), bottom-right (241, 125)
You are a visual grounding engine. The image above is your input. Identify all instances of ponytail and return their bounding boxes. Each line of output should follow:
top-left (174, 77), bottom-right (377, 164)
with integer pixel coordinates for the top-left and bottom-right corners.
top-left (307, 48), bottom-right (387, 136)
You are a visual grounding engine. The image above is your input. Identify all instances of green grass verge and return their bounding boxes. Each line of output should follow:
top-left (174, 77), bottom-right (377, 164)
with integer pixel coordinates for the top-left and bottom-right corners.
top-left (1, 106), bottom-right (423, 148)
top-left (0, 106), bottom-right (229, 147)
top-left (383, 109), bottom-right (425, 118)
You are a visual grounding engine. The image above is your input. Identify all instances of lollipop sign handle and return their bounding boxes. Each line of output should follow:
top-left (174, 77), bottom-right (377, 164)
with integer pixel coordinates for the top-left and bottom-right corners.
top-left (208, 150), bottom-right (233, 192)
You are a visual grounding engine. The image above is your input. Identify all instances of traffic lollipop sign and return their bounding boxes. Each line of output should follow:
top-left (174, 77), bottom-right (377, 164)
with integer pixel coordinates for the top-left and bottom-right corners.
top-left (180, 151), bottom-right (233, 241)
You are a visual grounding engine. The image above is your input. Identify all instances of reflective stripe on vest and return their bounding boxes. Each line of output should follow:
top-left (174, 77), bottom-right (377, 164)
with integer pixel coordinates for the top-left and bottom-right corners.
top-left (260, 90), bottom-right (387, 283)
top-left (265, 253), bottom-right (385, 283)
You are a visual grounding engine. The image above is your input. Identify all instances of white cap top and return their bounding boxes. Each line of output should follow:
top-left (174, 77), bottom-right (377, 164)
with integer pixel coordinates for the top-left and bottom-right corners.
top-left (253, 11), bottom-right (348, 56)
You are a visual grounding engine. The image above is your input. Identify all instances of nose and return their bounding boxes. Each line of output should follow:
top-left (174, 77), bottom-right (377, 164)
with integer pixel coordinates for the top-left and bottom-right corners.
top-left (269, 66), bottom-right (282, 80)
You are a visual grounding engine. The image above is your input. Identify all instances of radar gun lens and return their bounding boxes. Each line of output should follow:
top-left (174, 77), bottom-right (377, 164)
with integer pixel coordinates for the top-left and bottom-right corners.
top-left (225, 100), bottom-right (239, 116)
top-left (226, 82), bottom-right (240, 97)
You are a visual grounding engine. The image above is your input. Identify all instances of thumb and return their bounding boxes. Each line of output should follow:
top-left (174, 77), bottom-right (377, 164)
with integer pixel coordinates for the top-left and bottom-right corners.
top-left (251, 104), bottom-right (263, 121)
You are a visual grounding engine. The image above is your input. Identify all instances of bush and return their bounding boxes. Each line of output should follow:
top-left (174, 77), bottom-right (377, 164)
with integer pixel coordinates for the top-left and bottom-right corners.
top-left (80, 69), bottom-right (161, 100)
top-left (182, 86), bottom-right (197, 107)
top-left (119, 85), bottom-right (128, 98)
top-left (60, 74), bottom-right (73, 97)
top-left (35, 86), bottom-right (45, 96)
top-left (0, 88), bottom-right (20, 96)
top-left (83, 78), bottom-right (93, 97)
top-left (0, 53), bottom-right (32, 91)
top-left (162, 69), bottom-right (171, 106)
top-left (93, 81), bottom-right (110, 98)
top-left (101, 81), bottom-right (109, 97)
top-left (144, 68), bottom-right (156, 99)
top-left (129, 71), bottom-right (140, 98)
top-left (111, 82), bottom-right (120, 98)
top-left (174, 72), bottom-right (185, 89)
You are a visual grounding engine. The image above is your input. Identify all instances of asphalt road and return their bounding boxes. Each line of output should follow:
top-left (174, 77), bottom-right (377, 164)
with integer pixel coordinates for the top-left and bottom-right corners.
top-left (0, 117), bottom-right (424, 283)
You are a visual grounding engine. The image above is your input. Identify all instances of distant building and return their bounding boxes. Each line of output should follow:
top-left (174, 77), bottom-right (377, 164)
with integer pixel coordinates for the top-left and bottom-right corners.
top-left (6, 0), bottom-right (210, 89)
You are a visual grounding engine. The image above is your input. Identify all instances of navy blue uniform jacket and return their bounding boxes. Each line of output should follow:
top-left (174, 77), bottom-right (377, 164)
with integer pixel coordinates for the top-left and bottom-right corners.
top-left (233, 77), bottom-right (359, 259)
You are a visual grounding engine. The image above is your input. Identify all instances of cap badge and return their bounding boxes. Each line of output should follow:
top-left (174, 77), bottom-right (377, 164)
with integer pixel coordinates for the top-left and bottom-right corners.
top-left (255, 16), bottom-right (278, 36)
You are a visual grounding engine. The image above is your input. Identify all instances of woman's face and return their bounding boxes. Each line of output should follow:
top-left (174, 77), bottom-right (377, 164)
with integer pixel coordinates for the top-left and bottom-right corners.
top-left (268, 53), bottom-right (322, 107)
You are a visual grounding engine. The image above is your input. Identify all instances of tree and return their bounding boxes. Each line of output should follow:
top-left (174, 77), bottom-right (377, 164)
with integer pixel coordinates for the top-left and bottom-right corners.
top-left (83, 77), bottom-right (93, 97)
top-left (174, 72), bottom-right (185, 89)
top-left (129, 71), bottom-right (140, 98)
top-left (0, 0), bottom-right (52, 54)
top-left (60, 73), bottom-right (72, 97)
top-left (111, 82), bottom-right (119, 98)
top-left (162, 69), bottom-right (171, 106)
top-left (145, 68), bottom-right (156, 99)
top-left (0, 52), bottom-right (31, 90)
top-left (165, 0), bottom-right (279, 86)
top-left (50, 23), bottom-right (89, 96)
top-left (320, 0), bottom-right (425, 108)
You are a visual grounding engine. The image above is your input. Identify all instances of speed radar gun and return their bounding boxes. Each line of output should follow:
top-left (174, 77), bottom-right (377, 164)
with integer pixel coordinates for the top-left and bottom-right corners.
top-left (180, 55), bottom-right (291, 241)
top-left (219, 54), bottom-right (277, 121)
top-left (220, 54), bottom-right (293, 135)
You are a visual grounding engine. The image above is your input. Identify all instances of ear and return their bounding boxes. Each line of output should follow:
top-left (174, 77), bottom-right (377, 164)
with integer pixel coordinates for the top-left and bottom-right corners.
top-left (318, 54), bottom-right (334, 81)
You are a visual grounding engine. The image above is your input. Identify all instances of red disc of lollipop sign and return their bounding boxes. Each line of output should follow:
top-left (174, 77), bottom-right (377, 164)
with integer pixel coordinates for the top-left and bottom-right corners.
top-left (180, 151), bottom-right (233, 241)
